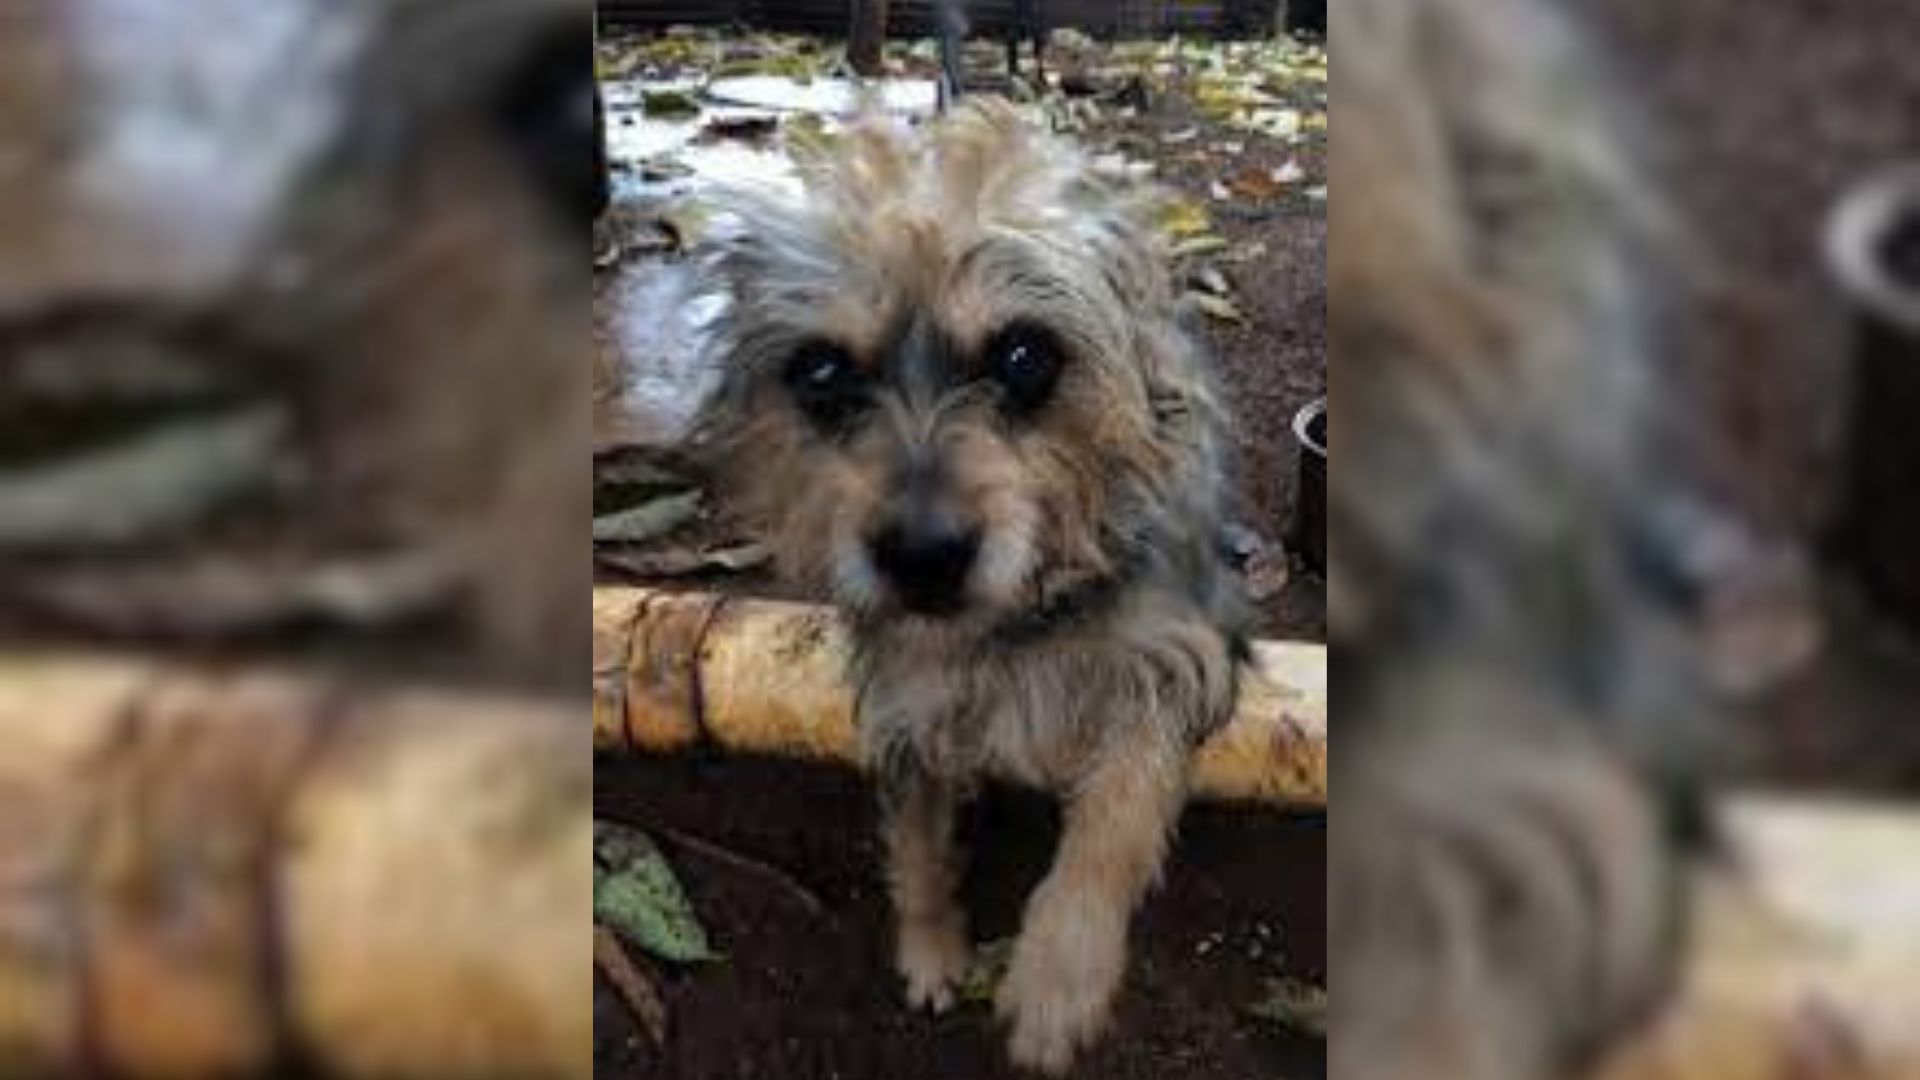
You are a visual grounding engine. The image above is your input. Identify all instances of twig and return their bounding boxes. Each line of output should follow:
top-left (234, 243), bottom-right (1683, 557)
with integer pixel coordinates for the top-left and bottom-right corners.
top-left (651, 823), bottom-right (831, 920)
top-left (594, 924), bottom-right (669, 1047)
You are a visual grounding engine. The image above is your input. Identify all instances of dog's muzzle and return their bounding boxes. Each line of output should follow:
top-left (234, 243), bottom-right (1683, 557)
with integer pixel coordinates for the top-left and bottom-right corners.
top-left (869, 510), bottom-right (981, 616)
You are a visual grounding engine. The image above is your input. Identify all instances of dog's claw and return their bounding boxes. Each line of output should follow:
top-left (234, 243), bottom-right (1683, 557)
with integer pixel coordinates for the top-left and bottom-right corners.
top-left (897, 916), bottom-right (969, 1015)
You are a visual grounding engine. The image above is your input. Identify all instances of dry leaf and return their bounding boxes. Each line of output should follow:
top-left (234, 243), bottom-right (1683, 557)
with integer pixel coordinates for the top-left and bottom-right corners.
top-left (596, 542), bottom-right (771, 579)
top-left (1157, 198), bottom-right (1214, 239)
top-left (592, 489), bottom-right (703, 545)
top-left (1171, 235), bottom-right (1232, 259)
top-left (1187, 292), bottom-right (1247, 324)
top-left (1250, 978), bottom-right (1327, 1036)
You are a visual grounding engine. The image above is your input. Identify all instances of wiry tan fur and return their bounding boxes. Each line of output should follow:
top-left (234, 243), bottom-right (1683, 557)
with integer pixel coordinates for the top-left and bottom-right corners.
top-left (693, 101), bottom-right (1251, 1073)
top-left (1332, 0), bottom-right (1710, 1077)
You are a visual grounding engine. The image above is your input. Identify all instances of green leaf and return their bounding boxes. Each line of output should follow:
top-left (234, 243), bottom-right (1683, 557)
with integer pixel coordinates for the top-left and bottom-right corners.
top-left (641, 89), bottom-right (701, 120)
top-left (958, 938), bottom-right (1015, 1005)
top-left (1248, 977), bottom-right (1327, 1035)
top-left (594, 821), bottom-right (719, 964)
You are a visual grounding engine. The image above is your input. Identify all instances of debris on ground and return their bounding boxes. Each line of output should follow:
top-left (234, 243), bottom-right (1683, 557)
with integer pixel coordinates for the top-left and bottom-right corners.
top-left (593, 820), bottom-right (718, 964)
top-left (1250, 976), bottom-right (1328, 1036)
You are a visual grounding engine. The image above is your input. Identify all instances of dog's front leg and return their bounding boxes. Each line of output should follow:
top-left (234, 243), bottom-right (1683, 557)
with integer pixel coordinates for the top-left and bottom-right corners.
top-left (881, 766), bottom-right (971, 1013)
top-left (998, 728), bottom-right (1186, 1074)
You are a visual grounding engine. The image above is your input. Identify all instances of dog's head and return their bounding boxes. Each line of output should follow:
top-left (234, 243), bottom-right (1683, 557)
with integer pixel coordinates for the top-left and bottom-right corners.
top-left (695, 103), bottom-right (1227, 633)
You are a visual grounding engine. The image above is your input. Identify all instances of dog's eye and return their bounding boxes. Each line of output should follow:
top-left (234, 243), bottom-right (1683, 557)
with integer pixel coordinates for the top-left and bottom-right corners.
top-left (986, 323), bottom-right (1064, 415)
top-left (782, 341), bottom-right (868, 431)
top-left (492, 21), bottom-right (601, 225)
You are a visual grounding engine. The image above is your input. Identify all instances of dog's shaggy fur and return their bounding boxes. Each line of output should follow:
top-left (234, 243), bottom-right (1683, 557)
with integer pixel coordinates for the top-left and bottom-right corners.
top-left (693, 102), bottom-right (1251, 1072)
top-left (1332, 0), bottom-right (1711, 1076)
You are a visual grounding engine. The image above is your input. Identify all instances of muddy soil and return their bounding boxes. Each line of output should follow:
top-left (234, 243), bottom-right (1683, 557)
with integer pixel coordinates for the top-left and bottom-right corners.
top-left (596, 757), bottom-right (1327, 1080)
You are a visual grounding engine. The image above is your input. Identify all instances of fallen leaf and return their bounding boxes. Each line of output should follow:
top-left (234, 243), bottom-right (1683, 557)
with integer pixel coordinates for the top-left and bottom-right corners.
top-left (594, 821), bottom-right (720, 964)
top-left (641, 88), bottom-right (701, 119)
top-left (596, 541), bottom-right (771, 579)
top-left (637, 156), bottom-right (694, 183)
top-left (1171, 235), bottom-right (1232, 259)
top-left (0, 407), bottom-right (287, 549)
top-left (698, 115), bottom-right (779, 143)
top-left (593, 489), bottom-right (702, 544)
top-left (1191, 265), bottom-right (1232, 297)
top-left (17, 551), bottom-right (459, 639)
top-left (1186, 292), bottom-right (1247, 324)
top-left (1234, 107), bottom-right (1302, 138)
top-left (1249, 978), bottom-right (1327, 1036)
top-left (959, 938), bottom-right (1016, 1004)
top-left (1156, 198), bottom-right (1214, 240)
top-left (1222, 240), bottom-right (1270, 264)
top-left (1225, 166), bottom-right (1284, 201)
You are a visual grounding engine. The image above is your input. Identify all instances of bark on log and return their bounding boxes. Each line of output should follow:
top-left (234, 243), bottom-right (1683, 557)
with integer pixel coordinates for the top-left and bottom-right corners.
top-left (0, 656), bottom-right (589, 1080)
top-left (591, 586), bottom-right (1330, 805)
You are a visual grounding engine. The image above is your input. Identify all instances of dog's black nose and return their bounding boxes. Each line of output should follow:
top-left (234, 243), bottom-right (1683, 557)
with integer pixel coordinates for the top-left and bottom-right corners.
top-left (870, 514), bottom-right (980, 615)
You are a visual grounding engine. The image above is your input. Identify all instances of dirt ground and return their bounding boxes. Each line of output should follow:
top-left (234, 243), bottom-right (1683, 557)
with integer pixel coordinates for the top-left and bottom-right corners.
top-left (597, 758), bottom-right (1325, 1080)
top-left (1567, 0), bottom-right (1920, 791)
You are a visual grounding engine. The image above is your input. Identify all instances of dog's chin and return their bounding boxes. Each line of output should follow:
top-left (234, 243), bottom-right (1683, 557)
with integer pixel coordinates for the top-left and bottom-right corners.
top-left (861, 587), bottom-right (1000, 636)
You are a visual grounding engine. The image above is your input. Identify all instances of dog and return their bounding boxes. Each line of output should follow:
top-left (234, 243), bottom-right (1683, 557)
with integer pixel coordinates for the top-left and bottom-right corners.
top-left (1331, 0), bottom-right (1715, 1076)
top-left (0, 0), bottom-right (592, 688)
top-left (690, 101), bottom-right (1252, 1073)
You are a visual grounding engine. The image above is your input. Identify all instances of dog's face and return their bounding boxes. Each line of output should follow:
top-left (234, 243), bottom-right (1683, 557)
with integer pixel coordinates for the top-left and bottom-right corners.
top-left (697, 104), bottom-right (1225, 633)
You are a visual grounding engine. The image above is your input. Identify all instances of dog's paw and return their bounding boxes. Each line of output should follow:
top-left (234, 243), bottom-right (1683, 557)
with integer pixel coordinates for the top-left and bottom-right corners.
top-left (995, 904), bottom-right (1125, 1074)
top-left (897, 913), bottom-right (970, 1013)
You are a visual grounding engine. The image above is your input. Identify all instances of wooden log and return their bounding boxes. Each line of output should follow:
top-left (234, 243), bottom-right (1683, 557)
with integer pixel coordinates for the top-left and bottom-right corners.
top-left (3, 595), bottom-right (1915, 1080)
top-left (0, 656), bottom-right (589, 1080)
top-left (591, 586), bottom-right (1329, 805)
top-left (1600, 797), bottom-right (1920, 1080)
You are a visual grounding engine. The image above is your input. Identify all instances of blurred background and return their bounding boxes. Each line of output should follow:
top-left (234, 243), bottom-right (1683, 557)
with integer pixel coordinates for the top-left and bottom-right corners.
top-left (1, 2), bottom-right (590, 1077)
top-left (1568, 0), bottom-right (1920, 792)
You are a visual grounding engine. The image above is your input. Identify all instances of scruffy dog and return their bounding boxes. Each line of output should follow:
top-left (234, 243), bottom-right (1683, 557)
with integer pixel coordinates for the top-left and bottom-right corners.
top-left (1333, 0), bottom-right (1712, 1077)
top-left (692, 102), bottom-right (1251, 1072)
